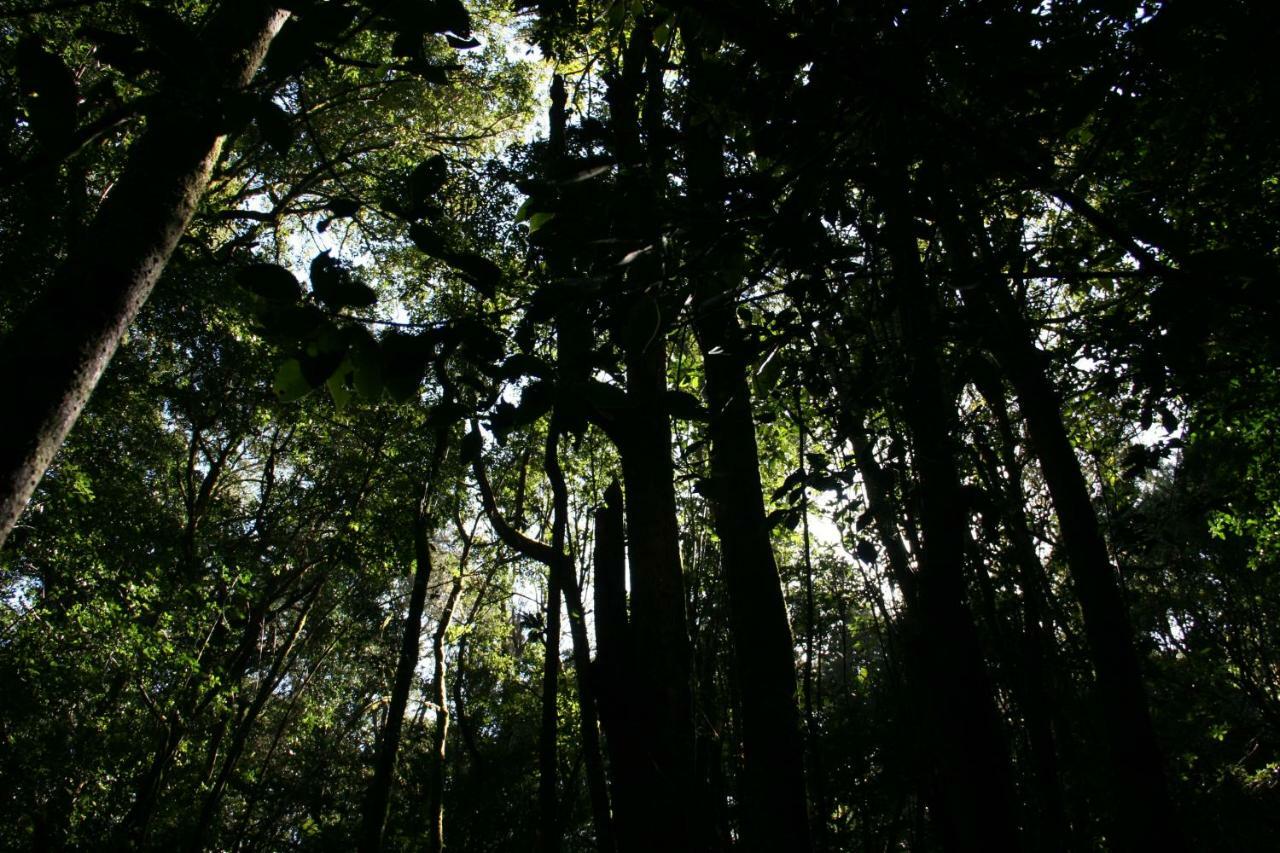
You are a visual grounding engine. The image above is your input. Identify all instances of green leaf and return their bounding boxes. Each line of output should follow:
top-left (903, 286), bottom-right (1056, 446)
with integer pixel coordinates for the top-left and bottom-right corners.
top-left (272, 359), bottom-right (313, 402)
top-left (499, 353), bottom-right (553, 379)
top-left (328, 197), bottom-right (361, 218)
top-left (350, 339), bottom-right (384, 400)
top-left (771, 468), bottom-right (805, 502)
top-left (298, 345), bottom-right (346, 387)
top-left (16, 37), bottom-right (77, 150)
top-left (449, 252), bottom-right (502, 299)
top-left (513, 380), bottom-right (554, 426)
top-left (237, 264), bottom-right (302, 302)
top-left (133, 3), bottom-right (200, 63)
top-left (79, 27), bottom-right (154, 75)
top-left (410, 155), bottom-right (448, 210)
top-left (527, 211), bottom-right (557, 233)
top-left (381, 331), bottom-right (431, 402)
top-left (753, 344), bottom-right (784, 394)
top-left (446, 34), bottom-right (481, 49)
top-left (409, 222), bottom-right (450, 256)
top-left (327, 364), bottom-right (354, 411)
top-left (460, 428), bottom-right (482, 460)
top-left (665, 389), bottom-right (708, 421)
top-left (585, 380), bottom-right (628, 412)
top-left (256, 304), bottom-right (325, 342)
top-left (309, 251), bottom-right (377, 309)
top-left (254, 101), bottom-right (293, 156)
top-left (392, 28), bottom-right (425, 59)
top-left (433, 0), bottom-right (472, 35)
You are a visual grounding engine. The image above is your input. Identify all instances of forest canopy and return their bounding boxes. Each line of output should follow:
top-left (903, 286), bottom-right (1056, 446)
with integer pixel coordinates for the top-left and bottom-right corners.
top-left (1, 0), bottom-right (1278, 850)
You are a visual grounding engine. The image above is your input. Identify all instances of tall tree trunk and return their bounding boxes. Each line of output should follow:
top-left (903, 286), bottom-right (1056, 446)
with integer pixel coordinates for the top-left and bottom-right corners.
top-left (0, 2), bottom-right (289, 549)
top-left (591, 483), bottom-right (647, 852)
top-left (687, 240), bottom-right (813, 853)
top-left (932, 181), bottom-right (1185, 852)
top-left (680, 33), bottom-right (813, 853)
top-left (541, 77), bottom-right (616, 853)
top-left (427, 570), bottom-right (463, 853)
top-left (989, 287), bottom-right (1182, 853)
top-left (538, 546), bottom-right (562, 853)
top-left (358, 463), bottom-right (445, 853)
top-left (469, 436), bottom-right (614, 852)
top-left (545, 425), bottom-right (616, 853)
top-left (191, 585), bottom-right (318, 850)
top-left (971, 381), bottom-right (1071, 853)
top-left (603, 21), bottom-right (702, 849)
top-left (797, 403), bottom-right (829, 852)
top-left (873, 160), bottom-right (1022, 852)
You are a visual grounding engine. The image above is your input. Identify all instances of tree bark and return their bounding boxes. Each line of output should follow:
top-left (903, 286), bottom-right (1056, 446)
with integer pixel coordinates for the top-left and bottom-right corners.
top-left (971, 381), bottom-right (1070, 853)
top-left (0, 2), bottom-right (290, 549)
top-left (541, 77), bottom-right (616, 853)
top-left (538, 540), bottom-right (563, 853)
top-left (681, 34), bottom-right (813, 853)
top-left (602, 23), bottom-right (702, 849)
top-left (545, 426), bottom-right (616, 853)
top-left (469, 434), bottom-right (615, 853)
top-left (358, 464), bottom-right (444, 853)
top-left (427, 570), bottom-right (463, 853)
top-left (932, 180), bottom-right (1185, 852)
top-left (591, 479), bottom-right (645, 845)
top-left (191, 585), bottom-right (318, 850)
top-left (873, 160), bottom-right (1022, 852)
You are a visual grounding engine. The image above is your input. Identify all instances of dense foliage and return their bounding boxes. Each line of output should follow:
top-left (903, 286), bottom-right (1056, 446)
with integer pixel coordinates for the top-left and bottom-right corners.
top-left (2, 0), bottom-right (1278, 850)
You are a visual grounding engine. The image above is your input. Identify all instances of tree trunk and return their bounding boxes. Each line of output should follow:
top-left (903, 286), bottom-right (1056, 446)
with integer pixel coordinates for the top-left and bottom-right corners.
top-left (545, 426), bottom-right (616, 853)
top-left (603, 22), bottom-right (702, 849)
top-left (0, 2), bottom-right (289, 549)
top-left (689, 267), bottom-right (813, 853)
top-left (987, 304), bottom-right (1182, 852)
top-left (541, 78), bottom-right (616, 853)
top-left (932, 180), bottom-right (1185, 852)
top-left (591, 482), bottom-right (648, 852)
top-left (538, 549), bottom-right (562, 853)
top-left (873, 160), bottom-right (1022, 852)
top-left (191, 586), bottom-right (317, 850)
top-left (358, 476), bottom-right (441, 853)
top-left (681, 35), bottom-right (813, 853)
top-left (971, 380), bottom-right (1071, 853)
top-left (797, 405), bottom-right (830, 853)
top-left (469, 436), bottom-right (615, 853)
top-left (427, 570), bottom-right (463, 853)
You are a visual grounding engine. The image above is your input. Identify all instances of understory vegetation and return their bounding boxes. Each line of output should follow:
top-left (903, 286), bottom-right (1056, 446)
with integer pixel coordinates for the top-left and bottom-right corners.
top-left (1, 0), bottom-right (1278, 850)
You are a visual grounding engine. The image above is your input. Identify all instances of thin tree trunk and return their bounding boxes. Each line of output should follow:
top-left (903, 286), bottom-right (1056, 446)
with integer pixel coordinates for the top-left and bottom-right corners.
top-left (592, 482), bottom-right (647, 852)
top-left (796, 401), bottom-right (830, 851)
top-left (603, 21), bottom-right (702, 848)
top-left (933, 181), bottom-right (1184, 852)
top-left (984, 291), bottom-right (1183, 850)
top-left (873, 159), bottom-right (1022, 852)
top-left (678, 34), bottom-right (814, 853)
top-left (545, 425), bottom-right (616, 853)
top-left (359, 444), bottom-right (447, 853)
top-left (971, 389), bottom-right (1071, 853)
top-left (0, 2), bottom-right (289, 549)
top-left (427, 570), bottom-right (463, 853)
top-left (540, 77), bottom-right (616, 853)
top-left (470, 427), bottom-right (614, 852)
top-left (538, 510), bottom-right (563, 853)
top-left (191, 585), bottom-right (319, 850)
